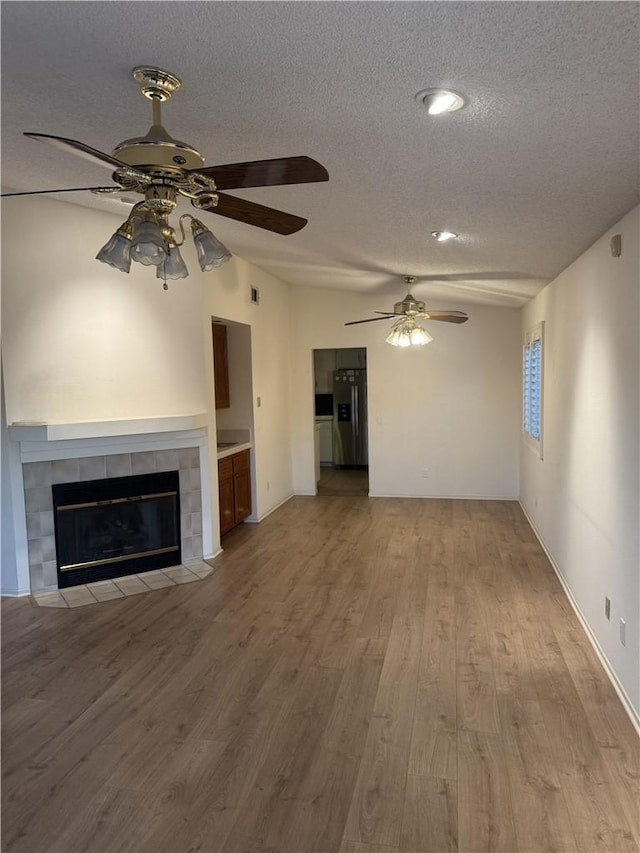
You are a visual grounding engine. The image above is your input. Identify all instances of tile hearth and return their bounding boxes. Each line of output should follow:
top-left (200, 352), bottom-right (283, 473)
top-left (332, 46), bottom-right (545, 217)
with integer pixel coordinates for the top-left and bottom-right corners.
top-left (31, 560), bottom-right (213, 608)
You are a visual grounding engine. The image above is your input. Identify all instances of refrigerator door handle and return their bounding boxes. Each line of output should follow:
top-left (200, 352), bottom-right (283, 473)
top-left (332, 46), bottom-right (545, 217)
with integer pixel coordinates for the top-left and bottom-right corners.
top-left (352, 384), bottom-right (358, 436)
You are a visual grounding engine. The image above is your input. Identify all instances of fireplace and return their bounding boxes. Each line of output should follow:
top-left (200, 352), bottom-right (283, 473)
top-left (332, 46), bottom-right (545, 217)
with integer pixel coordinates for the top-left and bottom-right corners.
top-left (7, 416), bottom-right (211, 596)
top-left (53, 471), bottom-right (181, 588)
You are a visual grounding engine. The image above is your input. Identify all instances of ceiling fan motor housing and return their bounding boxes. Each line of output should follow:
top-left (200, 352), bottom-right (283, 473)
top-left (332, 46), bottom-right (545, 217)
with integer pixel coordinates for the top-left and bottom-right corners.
top-left (394, 294), bottom-right (426, 314)
top-left (112, 128), bottom-right (205, 174)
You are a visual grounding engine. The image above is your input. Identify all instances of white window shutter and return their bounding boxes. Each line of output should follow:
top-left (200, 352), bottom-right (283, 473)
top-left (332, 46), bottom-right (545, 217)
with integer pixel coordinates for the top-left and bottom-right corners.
top-left (523, 322), bottom-right (544, 457)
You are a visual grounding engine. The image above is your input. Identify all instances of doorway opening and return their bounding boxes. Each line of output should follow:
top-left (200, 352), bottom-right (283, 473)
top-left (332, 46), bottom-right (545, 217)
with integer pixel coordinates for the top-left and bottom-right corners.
top-left (313, 348), bottom-right (368, 496)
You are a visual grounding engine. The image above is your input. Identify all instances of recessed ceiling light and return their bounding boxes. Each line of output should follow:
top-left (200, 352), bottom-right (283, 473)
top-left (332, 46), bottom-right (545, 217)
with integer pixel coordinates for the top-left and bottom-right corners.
top-left (431, 231), bottom-right (458, 242)
top-left (416, 88), bottom-right (466, 115)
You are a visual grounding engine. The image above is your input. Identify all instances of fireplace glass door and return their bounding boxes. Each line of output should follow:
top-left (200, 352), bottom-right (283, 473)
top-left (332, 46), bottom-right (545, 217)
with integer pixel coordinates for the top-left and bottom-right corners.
top-left (53, 471), bottom-right (181, 587)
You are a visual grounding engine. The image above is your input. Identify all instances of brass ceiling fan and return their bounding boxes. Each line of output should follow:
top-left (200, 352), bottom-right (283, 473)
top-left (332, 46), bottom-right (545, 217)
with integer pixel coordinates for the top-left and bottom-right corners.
top-left (345, 276), bottom-right (468, 346)
top-left (2, 66), bottom-right (329, 284)
top-left (3, 66), bottom-right (329, 233)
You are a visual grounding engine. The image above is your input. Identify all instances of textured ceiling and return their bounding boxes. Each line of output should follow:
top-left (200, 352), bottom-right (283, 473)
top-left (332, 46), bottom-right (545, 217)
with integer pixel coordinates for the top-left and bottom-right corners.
top-left (1, 1), bottom-right (638, 307)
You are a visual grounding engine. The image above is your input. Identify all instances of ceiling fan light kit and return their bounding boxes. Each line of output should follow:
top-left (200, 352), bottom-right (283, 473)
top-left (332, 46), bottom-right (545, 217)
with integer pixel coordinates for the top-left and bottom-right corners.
top-left (385, 318), bottom-right (434, 347)
top-left (96, 193), bottom-right (232, 286)
top-left (6, 65), bottom-right (329, 289)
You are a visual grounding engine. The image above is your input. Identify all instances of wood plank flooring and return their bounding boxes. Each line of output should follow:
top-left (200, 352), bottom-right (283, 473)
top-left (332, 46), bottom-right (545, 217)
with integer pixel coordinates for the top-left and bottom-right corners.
top-left (2, 496), bottom-right (638, 853)
top-left (316, 468), bottom-right (369, 496)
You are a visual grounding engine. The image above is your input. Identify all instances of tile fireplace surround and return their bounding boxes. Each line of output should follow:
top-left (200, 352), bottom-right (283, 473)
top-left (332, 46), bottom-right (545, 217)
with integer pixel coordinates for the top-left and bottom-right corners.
top-left (7, 416), bottom-right (214, 595)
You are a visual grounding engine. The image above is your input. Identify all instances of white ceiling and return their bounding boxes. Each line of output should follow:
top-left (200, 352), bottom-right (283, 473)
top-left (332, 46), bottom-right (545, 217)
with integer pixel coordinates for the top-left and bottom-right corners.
top-left (1, 2), bottom-right (638, 308)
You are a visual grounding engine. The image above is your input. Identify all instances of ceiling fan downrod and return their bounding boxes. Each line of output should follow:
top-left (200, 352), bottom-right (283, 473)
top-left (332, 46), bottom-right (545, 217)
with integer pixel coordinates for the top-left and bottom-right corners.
top-left (132, 67), bottom-right (181, 129)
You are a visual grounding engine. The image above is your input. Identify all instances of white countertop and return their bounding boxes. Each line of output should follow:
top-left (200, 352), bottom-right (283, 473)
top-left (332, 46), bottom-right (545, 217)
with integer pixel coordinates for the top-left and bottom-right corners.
top-left (216, 441), bottom-right (252, 460)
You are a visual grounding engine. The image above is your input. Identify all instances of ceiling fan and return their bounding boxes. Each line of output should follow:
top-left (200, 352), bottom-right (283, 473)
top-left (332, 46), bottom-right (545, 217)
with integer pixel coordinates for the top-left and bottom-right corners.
top-left (346, 275), bottom-right (469, 326)
top-left (2, 66), bottom-right (329, 235)
top-left (345, 275), bottom-right (468, 346)
top-left (2, 66), bottom-right (330, 286)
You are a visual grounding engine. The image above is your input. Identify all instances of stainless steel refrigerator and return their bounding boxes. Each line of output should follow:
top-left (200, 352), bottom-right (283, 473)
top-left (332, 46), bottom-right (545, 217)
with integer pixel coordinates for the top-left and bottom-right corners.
top-left (333, 368), bottom-right (368, 467)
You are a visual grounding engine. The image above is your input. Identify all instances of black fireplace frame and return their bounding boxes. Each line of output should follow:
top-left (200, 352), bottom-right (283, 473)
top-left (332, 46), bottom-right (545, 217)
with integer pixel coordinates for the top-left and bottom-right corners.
top-left (52, 470), bottom-right (181, 588)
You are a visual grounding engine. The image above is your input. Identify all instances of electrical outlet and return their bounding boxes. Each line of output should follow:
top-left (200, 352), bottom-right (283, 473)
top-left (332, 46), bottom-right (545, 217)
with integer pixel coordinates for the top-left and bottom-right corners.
top-left (620, 618), bottom-right (626, 646)
top-left (605, 597), bottom-right (611, 620)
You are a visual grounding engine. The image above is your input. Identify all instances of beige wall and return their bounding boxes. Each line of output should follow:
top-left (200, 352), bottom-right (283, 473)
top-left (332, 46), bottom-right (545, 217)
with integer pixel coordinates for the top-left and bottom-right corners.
top-left (520, 205), bottom-right (639, 720)
top-left (200, 256), bottom-right (295, 554)
top-left (289, 286), bottom-right (521, 498)
top-left (1, 196), bottom-right (207, 424)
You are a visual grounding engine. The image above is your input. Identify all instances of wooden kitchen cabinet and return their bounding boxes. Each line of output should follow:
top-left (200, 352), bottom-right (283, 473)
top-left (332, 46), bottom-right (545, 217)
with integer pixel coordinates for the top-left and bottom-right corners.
top-left (218, 449), bottom-right (251, 536)
top-left (212, 322), bottom-right (230, 409)
top-left (218, 457), bottom-right (236, 535)
top-left (232, 449), bottom-right (251, 523)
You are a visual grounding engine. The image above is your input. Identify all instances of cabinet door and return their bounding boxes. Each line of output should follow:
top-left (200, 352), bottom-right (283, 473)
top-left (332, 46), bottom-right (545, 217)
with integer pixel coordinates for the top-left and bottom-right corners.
top-left (218, 457), bottom-right (235, 535)
top-left (212, 322), bottom-right (230, 409)
top-left (219, 476), bottom-right (236, 535)
top-left (234, 470), bottom-right (251, 523)
top-left (233, 451), bottom-right (252, 523)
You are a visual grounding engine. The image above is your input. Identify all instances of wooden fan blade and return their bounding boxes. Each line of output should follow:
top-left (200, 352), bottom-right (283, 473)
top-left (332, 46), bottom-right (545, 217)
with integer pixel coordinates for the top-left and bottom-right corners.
top-left (198, 193), bottom-right (307, 235)
top-left (1, 186), bottom-right (118, 198)
top-left (424, 311), bottom-right (469, 324)
top-left (189, 156), bottom-right (328, 190)
top-left (24, 133), bottom-right (146, 178)
top-left (345, 316), bottom-right (397, 326)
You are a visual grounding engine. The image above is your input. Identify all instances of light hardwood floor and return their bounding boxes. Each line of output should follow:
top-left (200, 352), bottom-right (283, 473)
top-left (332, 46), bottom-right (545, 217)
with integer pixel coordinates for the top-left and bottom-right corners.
top-left (2, 497), bottom-right (638, 853)
top-left (317, 467), bottom-right (369, 496)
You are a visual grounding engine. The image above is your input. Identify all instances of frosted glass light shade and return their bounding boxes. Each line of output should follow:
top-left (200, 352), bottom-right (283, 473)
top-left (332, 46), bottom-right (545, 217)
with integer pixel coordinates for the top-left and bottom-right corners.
top-left (157, 246), bottom-right (188, 280)
top-left (130, 220), bottom-right (167, 266)
top-left (385, 319), bottom-right (433, 347)
top-left (193, 229), bottom-right (232, 271)
top-left (96, 231), bottom-right (131, 273)
top-left (409, 325), bottom-right (433, 345)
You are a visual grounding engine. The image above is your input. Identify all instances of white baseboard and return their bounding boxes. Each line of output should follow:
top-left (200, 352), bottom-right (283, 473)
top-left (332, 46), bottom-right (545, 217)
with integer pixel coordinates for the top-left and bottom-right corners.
top-left (1, 587), bottom-right (31, 597)
top-left (519, 501), bottom-right (640, 736)
top-left (369, 493), bottom-right (520, 500)
top-left (247, 493), bottom-right (294, 523)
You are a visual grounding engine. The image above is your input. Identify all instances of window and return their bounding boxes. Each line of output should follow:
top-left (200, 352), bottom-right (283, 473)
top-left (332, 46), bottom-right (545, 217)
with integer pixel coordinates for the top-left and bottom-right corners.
top-left (523, 321), bottom-right (544, 457)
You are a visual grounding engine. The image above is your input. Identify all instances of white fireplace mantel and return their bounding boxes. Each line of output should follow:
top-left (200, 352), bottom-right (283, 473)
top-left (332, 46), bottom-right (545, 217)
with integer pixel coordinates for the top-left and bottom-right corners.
top-left (10, 414), bottom-right (210, 461)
